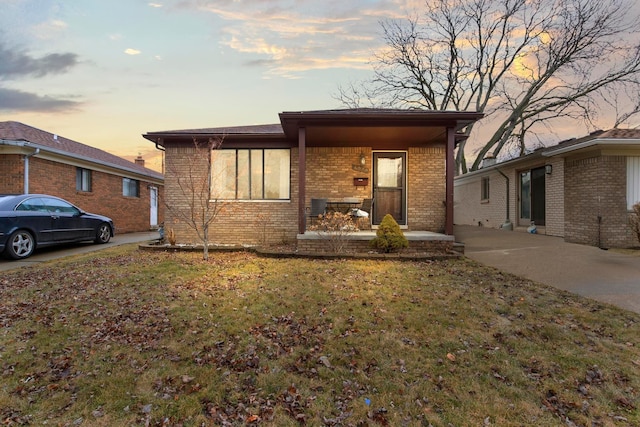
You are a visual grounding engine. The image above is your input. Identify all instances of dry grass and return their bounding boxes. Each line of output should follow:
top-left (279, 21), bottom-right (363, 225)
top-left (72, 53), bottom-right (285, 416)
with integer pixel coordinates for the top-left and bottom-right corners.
top-left (1, 245), bottom-right (639, 426)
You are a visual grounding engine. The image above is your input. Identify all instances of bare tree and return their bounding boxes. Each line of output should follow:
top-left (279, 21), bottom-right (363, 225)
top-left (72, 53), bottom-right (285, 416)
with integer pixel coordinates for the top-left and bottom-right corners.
top-left (337, 0), bottom-right (640, 173)
top-left (165, 137), bottom-right (225, 260)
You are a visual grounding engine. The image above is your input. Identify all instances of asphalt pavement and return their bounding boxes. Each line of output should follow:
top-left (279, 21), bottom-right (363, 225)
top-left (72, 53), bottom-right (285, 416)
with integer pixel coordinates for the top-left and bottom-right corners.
top-left (454, 225), bottom-right (640, 314)
top-left (0, 230), bottom-right (159, 272)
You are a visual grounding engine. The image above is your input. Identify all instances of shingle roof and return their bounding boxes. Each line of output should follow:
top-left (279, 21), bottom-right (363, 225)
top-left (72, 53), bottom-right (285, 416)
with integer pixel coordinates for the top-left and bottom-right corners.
top-left (144, 123), bottom-right (283, 136)
top-left (0, 121), bottom-right (163, 180)
top-left (542, 127), bottom-right (640, 156)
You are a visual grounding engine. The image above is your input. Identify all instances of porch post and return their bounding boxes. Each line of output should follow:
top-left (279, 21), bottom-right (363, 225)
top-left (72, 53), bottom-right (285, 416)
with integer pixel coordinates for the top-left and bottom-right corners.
top-left (445, 126), bottom-right (455, 235)
top-left (298, 127), bottom-right (306, 234)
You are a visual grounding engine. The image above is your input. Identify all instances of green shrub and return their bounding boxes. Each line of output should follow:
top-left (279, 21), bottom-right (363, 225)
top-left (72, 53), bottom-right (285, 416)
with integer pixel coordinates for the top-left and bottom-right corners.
top-left (370, 214), bottom-right (408, 253)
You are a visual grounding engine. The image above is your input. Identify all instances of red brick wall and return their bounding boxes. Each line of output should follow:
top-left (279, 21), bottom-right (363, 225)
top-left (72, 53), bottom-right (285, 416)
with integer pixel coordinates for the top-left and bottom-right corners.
top-left (0, 154), bottom-right (163, 234)
top-left (0, 154), bottom-right (24, 192)
top-left (565, 154), bottom-right (635, 248)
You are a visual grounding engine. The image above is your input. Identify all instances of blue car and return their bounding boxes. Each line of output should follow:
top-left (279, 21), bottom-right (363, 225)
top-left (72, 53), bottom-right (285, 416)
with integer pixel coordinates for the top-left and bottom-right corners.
top-left (0, 194), bottom-right (114, 260)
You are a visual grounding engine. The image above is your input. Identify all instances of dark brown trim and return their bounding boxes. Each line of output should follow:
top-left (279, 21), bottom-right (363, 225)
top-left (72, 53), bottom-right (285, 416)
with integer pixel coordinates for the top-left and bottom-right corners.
top-left (298, 127), bottom-right (306, 235)
top-left (446, 127), bottom-right (455, 235)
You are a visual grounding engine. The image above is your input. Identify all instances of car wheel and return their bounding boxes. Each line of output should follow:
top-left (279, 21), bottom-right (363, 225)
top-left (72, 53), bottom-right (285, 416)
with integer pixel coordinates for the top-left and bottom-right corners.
top-left (95, 223), bottom-right (112, 244)
top-left (5, 230), bottom-right (35, 260)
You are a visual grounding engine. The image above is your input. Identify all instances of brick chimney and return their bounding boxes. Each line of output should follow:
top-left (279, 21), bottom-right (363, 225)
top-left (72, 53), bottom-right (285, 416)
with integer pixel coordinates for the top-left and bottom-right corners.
top-left (135, 154), bottom-right (145, 167)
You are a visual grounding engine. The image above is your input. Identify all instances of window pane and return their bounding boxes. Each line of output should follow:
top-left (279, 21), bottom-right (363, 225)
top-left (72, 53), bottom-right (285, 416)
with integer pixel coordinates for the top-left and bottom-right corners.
top-left (264, 149), bottom-right (289, 199)
top-left (481, 177), bottom-right (490, 200)
top-left (251, 150), bottom-right (263, 199)
top-left (211, 150), bottom-right (236, 199)
top-left (237, 150), bottom-right (250, 199)
top-left (76, 168), bottom-right (91, 191)
top-left (376, 157), bottom-right (403, 188)
top-left (123, 178), bottom-right (139, 197)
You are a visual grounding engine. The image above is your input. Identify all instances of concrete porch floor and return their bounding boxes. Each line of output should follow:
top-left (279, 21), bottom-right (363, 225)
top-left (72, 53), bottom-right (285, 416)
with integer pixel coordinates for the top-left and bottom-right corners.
top-left (297, 230), bottom-right (455, 241)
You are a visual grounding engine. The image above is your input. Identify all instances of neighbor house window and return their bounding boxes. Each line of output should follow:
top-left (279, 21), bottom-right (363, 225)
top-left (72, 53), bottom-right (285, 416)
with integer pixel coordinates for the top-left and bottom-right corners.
top-left (628, 157), bottom-right (640, 210)
top-left (481, 177), bottom-right (490, 201)
top-left (76, 168), bottom-right (92, 192)
top-left (212, 149), bottom-right (290, 200)
top-left (123, 178), bottom-right (140, 197)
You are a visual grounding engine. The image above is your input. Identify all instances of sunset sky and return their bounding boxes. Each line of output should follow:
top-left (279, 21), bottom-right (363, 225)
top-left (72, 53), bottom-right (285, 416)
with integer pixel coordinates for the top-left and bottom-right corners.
top-left (1, 0), bottom-right (418, 171)
top-left (1, 0), bottom-right (635, 173)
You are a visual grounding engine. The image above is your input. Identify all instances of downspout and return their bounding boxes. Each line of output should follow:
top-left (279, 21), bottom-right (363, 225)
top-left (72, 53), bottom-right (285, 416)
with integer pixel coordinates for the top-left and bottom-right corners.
top-left (496, 167), bottom-right (512, 230)
top-left (23, 148), bottom-right (40, 194)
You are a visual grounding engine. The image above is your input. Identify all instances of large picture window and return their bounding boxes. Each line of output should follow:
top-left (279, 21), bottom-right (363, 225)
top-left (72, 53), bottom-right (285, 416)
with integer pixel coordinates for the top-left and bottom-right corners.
top-left (212, 149), bottom-right (290, 200)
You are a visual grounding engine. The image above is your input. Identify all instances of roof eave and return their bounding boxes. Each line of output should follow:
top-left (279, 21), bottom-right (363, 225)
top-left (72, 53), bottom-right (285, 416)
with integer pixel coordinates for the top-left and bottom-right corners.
top-left (542, 138), bottom-right (640, 156)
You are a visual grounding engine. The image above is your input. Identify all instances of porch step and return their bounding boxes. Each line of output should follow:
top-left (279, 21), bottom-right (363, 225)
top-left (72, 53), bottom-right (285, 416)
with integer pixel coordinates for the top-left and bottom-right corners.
top-left (452, 242), bottom-right (465, 254)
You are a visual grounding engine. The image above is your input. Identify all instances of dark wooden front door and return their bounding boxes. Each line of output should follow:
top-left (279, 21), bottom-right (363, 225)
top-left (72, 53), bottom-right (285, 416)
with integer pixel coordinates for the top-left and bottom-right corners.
top-left (373, 152), bottom-right (406, 226)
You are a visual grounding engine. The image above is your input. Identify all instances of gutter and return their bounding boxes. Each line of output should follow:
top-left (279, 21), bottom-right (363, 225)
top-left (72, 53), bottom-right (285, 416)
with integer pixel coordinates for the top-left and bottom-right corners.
top-left (495, 167), bottom-right (512, 230)
top-left (542, 138), bottom-right (640, 156)
top-left (2, 140), bottom-right (163, 181)
top-left (23, 148), bottom-right (40, 194)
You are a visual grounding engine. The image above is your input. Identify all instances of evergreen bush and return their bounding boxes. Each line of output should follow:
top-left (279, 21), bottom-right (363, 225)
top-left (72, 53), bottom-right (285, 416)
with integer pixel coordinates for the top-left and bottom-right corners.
top-left (370, 214), bottom-right (408, 253)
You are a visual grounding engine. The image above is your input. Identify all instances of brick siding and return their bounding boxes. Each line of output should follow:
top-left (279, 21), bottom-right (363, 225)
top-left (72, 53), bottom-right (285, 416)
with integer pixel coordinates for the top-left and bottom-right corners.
top-left (565, 154), bottom-right (635, 248)
top-left (0, 154), bottom-right (163, 233)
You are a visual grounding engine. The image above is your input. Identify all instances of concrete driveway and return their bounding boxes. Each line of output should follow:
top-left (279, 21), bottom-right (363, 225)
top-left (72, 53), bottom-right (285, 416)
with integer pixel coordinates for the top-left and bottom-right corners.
top-left (0, 231), bottom-right (159, 272)
top-left (454, 225), bottom-right (640, 314)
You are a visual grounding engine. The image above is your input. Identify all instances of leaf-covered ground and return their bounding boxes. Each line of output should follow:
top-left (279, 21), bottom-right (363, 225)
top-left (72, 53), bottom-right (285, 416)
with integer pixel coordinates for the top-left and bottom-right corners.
top-left (1, 246), bottom-right (639, 426)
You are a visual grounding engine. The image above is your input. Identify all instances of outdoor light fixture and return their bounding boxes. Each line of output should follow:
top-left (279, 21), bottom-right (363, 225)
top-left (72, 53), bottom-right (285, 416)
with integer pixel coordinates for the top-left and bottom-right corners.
top-left (545, 164), bottom-right (552, 175)
top-left (359, 153), bottom-right (366, 166)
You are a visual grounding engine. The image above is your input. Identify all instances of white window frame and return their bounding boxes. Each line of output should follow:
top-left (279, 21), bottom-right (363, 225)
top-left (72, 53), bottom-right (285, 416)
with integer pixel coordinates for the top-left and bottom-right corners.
top-left (628, 157), bottom-right (640, 210)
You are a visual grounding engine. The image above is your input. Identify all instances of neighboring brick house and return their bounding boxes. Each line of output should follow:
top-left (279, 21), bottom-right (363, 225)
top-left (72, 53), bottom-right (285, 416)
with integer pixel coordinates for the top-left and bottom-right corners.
top-left (0, 121), bottom-right (164, 234)
top-left (144, 109), bottom-right (483, 249)
top-left (454, 129), bottom-right (640, 248)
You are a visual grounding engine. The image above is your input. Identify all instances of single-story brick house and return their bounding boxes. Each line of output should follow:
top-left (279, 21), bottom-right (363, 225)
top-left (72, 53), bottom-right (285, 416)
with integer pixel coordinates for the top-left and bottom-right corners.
top-left (454, 129), bottom-right (640, 248)
top-left (144, 109), bottom-right (483, 252)
top-left (0, 121), bottom-right (164, 233)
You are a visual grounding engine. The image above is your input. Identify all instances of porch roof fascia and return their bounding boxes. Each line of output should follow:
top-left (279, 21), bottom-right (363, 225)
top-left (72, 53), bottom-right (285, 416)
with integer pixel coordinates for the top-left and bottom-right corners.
top-left (144, 109), bottom-right (484, 149)
top-left (279, 109), bottom-right (483, 138)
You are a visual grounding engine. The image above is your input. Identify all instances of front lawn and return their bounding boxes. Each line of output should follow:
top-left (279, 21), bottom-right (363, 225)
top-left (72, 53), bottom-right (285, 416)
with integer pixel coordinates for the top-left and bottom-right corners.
top-left (1, 245), bottom-right (639, 426)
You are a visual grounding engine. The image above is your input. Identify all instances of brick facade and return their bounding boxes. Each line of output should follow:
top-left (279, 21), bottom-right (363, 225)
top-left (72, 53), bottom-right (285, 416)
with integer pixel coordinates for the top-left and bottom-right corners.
top-left (164, 144), bottom-right (448, 246)
top-left (564, 154), bottom-right (635, 248)
top-left (455, 150), bottom-right (637, 248)
top-left (0, 154), bottom-right (163, 234)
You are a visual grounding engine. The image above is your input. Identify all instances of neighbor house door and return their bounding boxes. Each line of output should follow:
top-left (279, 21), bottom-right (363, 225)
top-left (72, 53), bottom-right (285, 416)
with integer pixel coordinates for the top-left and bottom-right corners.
top-left (150, 186), bottom-right (158, 227)
top-left (372, 152), bottom-right (406, 226)
top-left (519, 167), bottom-right (546, 226)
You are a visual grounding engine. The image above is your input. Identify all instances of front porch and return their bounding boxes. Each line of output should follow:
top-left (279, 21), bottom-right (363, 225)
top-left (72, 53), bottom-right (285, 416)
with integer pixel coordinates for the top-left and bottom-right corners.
top-left (296, 230), bottom-right (458, 255)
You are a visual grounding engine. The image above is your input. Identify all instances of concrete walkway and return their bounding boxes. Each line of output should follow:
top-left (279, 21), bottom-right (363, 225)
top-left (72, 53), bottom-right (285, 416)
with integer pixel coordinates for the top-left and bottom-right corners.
top-left (454, 225), bottom-right (640, 314)
top-left (0, 231), bottom-right (159, 272)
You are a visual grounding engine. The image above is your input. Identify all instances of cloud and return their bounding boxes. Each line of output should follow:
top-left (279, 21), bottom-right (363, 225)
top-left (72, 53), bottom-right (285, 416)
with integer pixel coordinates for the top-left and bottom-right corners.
top-left (186, 0), bottom-right (402, 77)
top-left (0, 87), bottom-right (81, 112)
top-left (31, 19), bottom-right (68, 40)
top-left (0, 41), bottom-right (79, 80)
top-left (148, 2), bottom-right (163, 7)
top-left (124, 48), bottom-right (142, 55)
